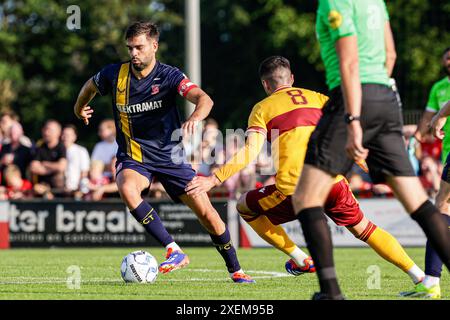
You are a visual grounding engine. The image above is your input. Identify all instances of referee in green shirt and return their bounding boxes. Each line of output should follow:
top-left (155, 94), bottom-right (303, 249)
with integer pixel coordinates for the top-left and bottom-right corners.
top-left (416, 47), bottom-right (450, 161)
top-left (408, 47), bottom-right (450, 299)
top-left (291, 0), bottom-right (450, 300)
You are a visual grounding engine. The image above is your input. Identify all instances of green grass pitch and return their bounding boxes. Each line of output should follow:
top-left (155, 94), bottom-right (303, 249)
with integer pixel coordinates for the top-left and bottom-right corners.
top-left (0, 247), bottom-right (448, 300)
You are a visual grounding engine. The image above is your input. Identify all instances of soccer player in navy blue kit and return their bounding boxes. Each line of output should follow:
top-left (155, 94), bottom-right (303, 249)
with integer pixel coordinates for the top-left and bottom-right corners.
top-left (73, 22), bottom-right (254, 283)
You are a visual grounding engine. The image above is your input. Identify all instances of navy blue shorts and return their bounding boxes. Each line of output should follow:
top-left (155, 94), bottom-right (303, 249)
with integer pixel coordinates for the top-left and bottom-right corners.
top-left (442, 153), bottom-right (450, 183)
top-left (115, 156), bottom-right (196, 203)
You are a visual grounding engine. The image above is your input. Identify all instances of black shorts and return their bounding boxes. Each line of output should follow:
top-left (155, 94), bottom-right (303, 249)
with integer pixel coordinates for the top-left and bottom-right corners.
top-left (305, 84), bottom-right (416, 183)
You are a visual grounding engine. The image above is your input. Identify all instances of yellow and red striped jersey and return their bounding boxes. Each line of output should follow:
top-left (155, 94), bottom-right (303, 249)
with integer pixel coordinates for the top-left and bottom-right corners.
top-left (247, 86), bottom-right (343, 195)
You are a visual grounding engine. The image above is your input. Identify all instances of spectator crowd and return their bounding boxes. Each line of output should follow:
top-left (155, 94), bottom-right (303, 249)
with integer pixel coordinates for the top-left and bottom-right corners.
top-left (348, 124), bottom-right (443, 199)
top-left (0, 111), bottom-right (119, 201)
top-left (0, 111), bottom-right (442, 201)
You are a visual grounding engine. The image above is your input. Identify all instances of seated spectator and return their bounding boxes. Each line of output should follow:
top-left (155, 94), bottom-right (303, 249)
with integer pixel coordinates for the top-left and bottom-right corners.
top-left (403, 124), bottom-right (421, 175)
top-left (0, 122), bottom-right (33, 183)
top-left (0, 164), bottom-right (33, 200)
top-left (184, 118), bottom-right (217, 160)
top-left (85, 159), bottom-right (118, 200)
top-left (220, 132), bottom-right (256, 199)
top-left (91, 119), bottom-right (118, 179)
top-left (0, 110), bottom-right (32, 147)
top-left (30, 120), bottom-right (67, 198)
top-left (419, 156), bottom-right (441, 198)
top-left (196, 119), bottom-right (223, 176)
top-left (87, 160), bottom-right (110, 189)
top-left (61, 124), bottom-right (90, 196)
top-left (419, 133), bottom-right (442, 162)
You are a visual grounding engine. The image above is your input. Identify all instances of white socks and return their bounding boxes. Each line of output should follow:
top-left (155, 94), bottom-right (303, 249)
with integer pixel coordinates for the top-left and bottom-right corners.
top-left (423, 275), bottom-right (440, 288)
top-left (165, 242), bottom-right (181, 252)
top-left (289, 247), bottom-right (310, 267)
top-left (407, 264), bottom-right (425, 284)
top-left (229, 268), bottom-right (244, 277)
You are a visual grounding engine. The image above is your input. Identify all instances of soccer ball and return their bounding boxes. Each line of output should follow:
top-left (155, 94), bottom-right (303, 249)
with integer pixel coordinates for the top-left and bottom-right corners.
top-left (121, 250), bottom-right (159, 283)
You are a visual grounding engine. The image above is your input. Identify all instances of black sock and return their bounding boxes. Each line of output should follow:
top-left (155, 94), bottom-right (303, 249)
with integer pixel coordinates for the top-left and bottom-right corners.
top-left (130, 201), bottom-right (174, 247)
top-left (425, 215), bottom-right (450, 277)
top-left (297, 207), bottom-right (342, 298)
top-left (411, 201), bottom-right (450, 271)
top-left (210, 228), bottom-right (241, 273)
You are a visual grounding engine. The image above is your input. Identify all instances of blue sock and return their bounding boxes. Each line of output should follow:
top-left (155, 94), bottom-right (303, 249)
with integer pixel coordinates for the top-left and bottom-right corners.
top-left (130, 201), bottom-right (174, 247)
top-left (425, 214), bottom-right (450, 277)
top-left (210, 228), bottom-right (241, 273)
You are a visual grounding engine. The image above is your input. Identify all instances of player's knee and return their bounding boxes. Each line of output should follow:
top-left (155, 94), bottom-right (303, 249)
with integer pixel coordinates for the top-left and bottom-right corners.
top-left (118, 182), bottom-right (140, 201)
top-left (236, 193), bottom-right (258, 221)
top-left (236, 193), bottom-right (250, 214)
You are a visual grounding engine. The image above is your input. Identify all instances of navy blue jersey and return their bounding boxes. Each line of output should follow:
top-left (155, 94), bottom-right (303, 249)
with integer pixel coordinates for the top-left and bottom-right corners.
top-left (92, 61), bottom-right (197, 165)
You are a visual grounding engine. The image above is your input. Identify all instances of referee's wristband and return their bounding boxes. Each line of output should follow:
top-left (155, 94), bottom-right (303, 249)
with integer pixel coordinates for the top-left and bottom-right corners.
top-left (344, 113), bottom-right (361, 124)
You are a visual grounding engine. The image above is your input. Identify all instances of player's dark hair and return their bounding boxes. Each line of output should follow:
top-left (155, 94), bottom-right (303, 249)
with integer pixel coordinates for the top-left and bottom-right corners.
top-left (443, 47), bottom-right (450, 56)
top-left (259, 56), bottom-right (292, 89)
top-left (125, 21), bottom-right (160, 41)
top-left (259, 56), bottom-right (291, 80)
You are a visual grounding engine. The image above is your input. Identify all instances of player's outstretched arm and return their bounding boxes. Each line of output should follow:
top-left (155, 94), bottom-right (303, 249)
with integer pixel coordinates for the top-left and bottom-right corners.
top-left (185, 131), bottom-right (265, 198)
top-left (74, 78), bottom-right (97, 125)
top-left (182, 87), bottom-right (214, 135)
top-left (430, 101), bottom-right (450, 139)
top-left (415, 110), bottom-right (436, 142)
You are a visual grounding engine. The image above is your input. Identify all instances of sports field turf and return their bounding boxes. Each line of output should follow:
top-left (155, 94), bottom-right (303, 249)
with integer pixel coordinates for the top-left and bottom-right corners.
top-left (0, 247), bottom-right (448, 300)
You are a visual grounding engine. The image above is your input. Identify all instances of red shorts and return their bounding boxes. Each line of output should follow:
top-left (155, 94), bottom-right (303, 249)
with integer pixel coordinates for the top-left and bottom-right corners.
top-left (244, 180), bottom-right (363, 227)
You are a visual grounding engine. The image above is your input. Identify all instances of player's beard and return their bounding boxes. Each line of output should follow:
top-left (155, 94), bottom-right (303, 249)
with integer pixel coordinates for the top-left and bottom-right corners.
top-left (132, 61), bottom-right (147, 71)
top-left (445, 65), bottom-right (450, 76)
top-left (131, 56), bottom-right (151, 72)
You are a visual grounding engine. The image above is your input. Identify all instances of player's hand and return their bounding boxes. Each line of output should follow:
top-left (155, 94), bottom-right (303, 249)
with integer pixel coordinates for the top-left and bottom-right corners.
top-left (182, 119), bottom-right (200, 136)
top-left (185, 175), bottom-right (221, 198)
top-left (429, 114), bottom-right (446, 140)
top-left (346, 122), bottom-right (368, 162)
top-left (77, 105), bottom-right (94, 125)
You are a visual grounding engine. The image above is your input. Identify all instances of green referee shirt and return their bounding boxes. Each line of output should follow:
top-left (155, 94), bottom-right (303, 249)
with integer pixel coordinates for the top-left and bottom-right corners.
top-left (425, 77), bottom-right (450, 162)
top-left (316, 0), bottom-right (391, 90)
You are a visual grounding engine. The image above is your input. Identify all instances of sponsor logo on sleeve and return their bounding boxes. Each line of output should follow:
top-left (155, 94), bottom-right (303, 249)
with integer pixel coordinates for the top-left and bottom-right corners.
top-left (328, 10), bottom-right (343, 29)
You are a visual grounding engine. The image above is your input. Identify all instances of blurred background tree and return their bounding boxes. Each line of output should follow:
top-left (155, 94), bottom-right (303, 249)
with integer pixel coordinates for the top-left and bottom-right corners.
top-left (0, 0), bottom-right (184, 148)
top-left (0, 0), bottom-right (448, 149)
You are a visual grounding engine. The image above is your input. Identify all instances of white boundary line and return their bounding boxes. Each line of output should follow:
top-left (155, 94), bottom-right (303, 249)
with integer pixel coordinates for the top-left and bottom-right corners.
top-left (0, 268), bottom-right (289, 285)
